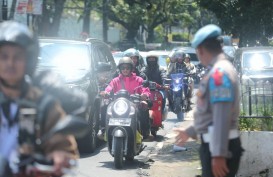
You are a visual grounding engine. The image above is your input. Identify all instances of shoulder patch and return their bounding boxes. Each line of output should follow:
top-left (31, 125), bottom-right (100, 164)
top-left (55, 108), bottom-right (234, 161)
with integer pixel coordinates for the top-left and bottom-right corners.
top-left (212, 68), bottom-right (223, 86)
top-left (209, 68), bottom-right (233, 103)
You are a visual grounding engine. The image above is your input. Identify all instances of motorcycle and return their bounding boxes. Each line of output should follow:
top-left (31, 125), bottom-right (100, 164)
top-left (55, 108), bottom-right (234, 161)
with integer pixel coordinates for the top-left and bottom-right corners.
top-left (166, 73), bottom-right (192, 120)
top-left (105, 89), bottom-right (147, 169)
top-left (147, 81), bottom-right (168, 137)
top-left (0, 115), bottom-right (88, 177)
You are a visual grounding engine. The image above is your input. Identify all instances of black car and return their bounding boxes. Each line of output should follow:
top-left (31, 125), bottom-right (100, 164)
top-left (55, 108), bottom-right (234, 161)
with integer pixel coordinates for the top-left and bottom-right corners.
top-left (233, 47), bottom-right (273, 83)
top-left (38, 38), bottom-right (116, 153)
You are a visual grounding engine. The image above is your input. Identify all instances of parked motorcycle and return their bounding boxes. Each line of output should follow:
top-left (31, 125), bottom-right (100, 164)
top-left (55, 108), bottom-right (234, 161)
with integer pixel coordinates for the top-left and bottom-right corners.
top-left (0, 114), bottom-right (88, 177)
top-left (166, 73), bottom-right (192, 120)
top-left (105, 89), bottom-right (147, 169)
top-left (147, 81), bottom-right (168, 137)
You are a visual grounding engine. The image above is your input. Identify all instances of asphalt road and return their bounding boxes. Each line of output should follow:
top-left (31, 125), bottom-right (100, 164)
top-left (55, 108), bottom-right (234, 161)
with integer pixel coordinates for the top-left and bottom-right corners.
top-left (69, 111), bottom-right (183, 177)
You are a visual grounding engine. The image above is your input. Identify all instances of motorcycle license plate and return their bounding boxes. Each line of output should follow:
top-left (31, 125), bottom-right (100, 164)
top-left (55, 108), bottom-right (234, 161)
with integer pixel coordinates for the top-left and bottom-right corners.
top-left (109, 118), bottom-right (131, 126)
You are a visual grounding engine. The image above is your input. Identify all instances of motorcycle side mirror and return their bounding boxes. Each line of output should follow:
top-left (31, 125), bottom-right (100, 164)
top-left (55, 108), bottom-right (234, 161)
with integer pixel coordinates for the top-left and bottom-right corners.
top-left (142, 80), bottom-right (150, 87)
top-left (96, 62), bottom-right (112, 72)
top-left (41, 115), bottom-right (89, 143)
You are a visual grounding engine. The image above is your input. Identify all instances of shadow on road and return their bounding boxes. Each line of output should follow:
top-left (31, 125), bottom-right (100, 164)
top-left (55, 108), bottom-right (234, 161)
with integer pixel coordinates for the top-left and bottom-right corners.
top-left (99, 159), bottom-right (151, 170)
top-left (80, 139), bottom-right (107, 159)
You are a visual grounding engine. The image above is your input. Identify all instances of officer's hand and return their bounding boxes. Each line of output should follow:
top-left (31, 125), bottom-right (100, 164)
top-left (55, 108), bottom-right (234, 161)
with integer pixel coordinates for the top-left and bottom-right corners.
top-left (141, 94), bottom-right (148, 101)
top-left (49, 151), bottom-right (72, 176)
top-left (212, 157), bottom-right (229, 177)
top-left (173, 128), bottom-right (189, 146)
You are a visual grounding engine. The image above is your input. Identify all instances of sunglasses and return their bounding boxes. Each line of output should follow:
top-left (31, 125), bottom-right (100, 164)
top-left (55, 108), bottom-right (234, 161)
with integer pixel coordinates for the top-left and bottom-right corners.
top-left (120, 66), bottom-right (131, 70)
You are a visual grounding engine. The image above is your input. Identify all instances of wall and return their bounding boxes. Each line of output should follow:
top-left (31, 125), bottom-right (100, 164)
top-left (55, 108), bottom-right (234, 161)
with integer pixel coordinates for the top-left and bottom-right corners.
top-left (237, 131), bottom-right (273, 177)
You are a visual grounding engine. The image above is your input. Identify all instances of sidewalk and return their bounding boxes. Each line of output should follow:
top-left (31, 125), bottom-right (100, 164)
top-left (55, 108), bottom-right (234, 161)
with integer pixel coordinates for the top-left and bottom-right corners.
top-left (141, 111), bottom-right (202, 177)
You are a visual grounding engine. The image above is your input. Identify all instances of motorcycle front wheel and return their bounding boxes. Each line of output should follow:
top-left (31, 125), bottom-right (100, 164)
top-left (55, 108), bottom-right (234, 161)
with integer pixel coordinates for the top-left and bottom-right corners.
top-left (114, 137), bottom-right (124, 169)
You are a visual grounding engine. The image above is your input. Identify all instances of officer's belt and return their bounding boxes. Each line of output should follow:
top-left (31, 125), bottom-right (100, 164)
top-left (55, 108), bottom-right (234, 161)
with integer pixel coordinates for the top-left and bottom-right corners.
top-left (201, 129), bottom-right (239, 143)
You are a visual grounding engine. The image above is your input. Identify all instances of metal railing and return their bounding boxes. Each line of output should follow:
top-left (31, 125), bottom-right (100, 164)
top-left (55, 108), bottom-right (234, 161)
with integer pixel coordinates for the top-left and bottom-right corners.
top-left (240, 80), bottom-right (273, 119)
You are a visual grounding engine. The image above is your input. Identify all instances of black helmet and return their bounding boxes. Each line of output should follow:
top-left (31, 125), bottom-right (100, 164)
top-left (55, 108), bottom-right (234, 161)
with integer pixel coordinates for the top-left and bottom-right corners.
top-left (118, 57), bottom-right (134, 70)
top-left (0, 21), bottom-right (39, 77)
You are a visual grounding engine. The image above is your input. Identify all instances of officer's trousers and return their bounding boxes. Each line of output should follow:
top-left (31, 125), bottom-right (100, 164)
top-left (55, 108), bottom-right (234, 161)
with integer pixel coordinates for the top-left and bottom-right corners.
top-left (200, 137), bottom-right (244, 177)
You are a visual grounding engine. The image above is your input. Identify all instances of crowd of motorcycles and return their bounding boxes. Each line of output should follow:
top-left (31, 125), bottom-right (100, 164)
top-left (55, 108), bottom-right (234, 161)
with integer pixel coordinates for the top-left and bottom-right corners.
top-left (102, 64), bottom-right (207, 169)
top-left (0, 64), bottom-right (207, 176)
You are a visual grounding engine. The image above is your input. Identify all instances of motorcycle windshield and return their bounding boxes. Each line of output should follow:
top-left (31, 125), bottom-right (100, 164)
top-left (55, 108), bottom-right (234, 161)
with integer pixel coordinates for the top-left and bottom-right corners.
top-left (171, 73), bottom-right (184, 91)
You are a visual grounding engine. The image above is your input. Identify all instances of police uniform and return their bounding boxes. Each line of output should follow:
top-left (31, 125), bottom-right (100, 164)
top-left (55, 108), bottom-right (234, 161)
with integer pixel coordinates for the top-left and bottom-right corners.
top-left (185, 24), bottom-right (244, 177)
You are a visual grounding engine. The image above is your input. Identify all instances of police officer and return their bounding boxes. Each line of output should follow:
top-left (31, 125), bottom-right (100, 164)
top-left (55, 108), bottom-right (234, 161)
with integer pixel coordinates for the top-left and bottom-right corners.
top-left (0, 21), bottom-right (78, 176)
top-left (174, 24), bottom-right (244, 177)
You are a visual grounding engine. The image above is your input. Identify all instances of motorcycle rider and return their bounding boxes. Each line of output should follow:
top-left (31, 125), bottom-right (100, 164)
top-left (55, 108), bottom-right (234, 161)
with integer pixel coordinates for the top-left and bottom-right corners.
top-left (0, 21), bottom-right (78, 176)
top-left (100, 57), bottom-right (151, 139)
top-left (123, 48), bottom-right (145, 77)
top-left (167, 50), bottom-right (191, 111)
top-left (184, 53), bottom-right (196, 105)
top-left (141, 53), bottom-right (167, 117)
top-left (167, 50), bottom-right (189, 76)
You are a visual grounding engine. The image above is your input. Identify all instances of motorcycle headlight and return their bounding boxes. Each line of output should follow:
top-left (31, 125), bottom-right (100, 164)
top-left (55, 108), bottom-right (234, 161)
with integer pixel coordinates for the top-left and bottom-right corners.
top-left (113, 100), bottom-right (129, 115)
top-left (175, 79), bottom-right (180, 84)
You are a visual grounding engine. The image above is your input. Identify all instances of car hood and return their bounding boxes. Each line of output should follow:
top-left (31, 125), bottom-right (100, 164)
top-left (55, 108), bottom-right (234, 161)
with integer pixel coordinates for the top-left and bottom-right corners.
top-left (243, 68), bottom-right (273, 81)
top-left (37, 67), bottom-right (89, 83)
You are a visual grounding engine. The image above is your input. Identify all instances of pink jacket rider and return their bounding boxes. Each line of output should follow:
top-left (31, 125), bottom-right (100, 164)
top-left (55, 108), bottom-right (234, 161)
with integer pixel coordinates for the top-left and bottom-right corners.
top-left (105, 73), bottom-right (150, 97)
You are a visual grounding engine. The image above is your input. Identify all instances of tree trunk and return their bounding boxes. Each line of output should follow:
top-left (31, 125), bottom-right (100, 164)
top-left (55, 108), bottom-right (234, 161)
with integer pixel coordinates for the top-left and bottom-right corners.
top-left (2, 0), bottom-right (8, 20)
top-left (126, 28), bottom-right (138, 41)
top-left (50, 0), bottom-right (66, 36)
top-left (102, 0), bottom-right (108, 42)
top-left (8, 0), bottom-right (17, 20)
top-left (146, 28), bottom-right (155, 43)
top-left (187, 27), bottom-right (192, 41)
top-left (39, 0), bottom-right (50, 36)
top-left (82, 0), bottom-right (91, 36)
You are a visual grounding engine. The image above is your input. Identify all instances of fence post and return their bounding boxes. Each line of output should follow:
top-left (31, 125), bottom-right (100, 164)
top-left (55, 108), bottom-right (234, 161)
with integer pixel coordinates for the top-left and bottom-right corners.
top-left (248, 86), bottom-right (252, 115)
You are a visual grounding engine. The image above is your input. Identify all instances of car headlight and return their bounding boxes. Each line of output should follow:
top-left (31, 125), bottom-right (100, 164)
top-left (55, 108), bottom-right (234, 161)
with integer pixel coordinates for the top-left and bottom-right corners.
top-left (113, 100), bottom-right (129, 115)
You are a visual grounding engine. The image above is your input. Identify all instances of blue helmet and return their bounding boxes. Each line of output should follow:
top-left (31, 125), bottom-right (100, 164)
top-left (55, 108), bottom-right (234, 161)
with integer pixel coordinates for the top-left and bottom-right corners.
top-left (191, 24), bottom-right (222, 48)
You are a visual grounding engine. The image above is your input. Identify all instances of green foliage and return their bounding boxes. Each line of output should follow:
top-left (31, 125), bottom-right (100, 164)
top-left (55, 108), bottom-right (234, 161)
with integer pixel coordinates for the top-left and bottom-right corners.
top-left (239, 110), bottom-right (273, 131)
top-left (239, 118), bottom-right (261, 131)
top-left (198, 0), bottom-right (273, 47)
top-left (171, 33), bottom-right (189, 42)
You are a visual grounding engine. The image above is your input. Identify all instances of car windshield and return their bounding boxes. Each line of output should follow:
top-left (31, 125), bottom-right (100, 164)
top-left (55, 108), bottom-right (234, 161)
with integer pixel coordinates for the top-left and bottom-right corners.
top-left (158, 55), bottom-right (168, 68)
top-left (39, 42), bottom-right (91, 70)
top-left (242, 51), bottom-right (273, 69)
top-left (112, 52), bottom-right (124, 65)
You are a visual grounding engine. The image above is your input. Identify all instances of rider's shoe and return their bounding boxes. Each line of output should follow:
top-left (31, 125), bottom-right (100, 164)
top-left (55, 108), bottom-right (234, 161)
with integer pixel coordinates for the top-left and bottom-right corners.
top-left (97, 128), bottom-right (105, 141)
